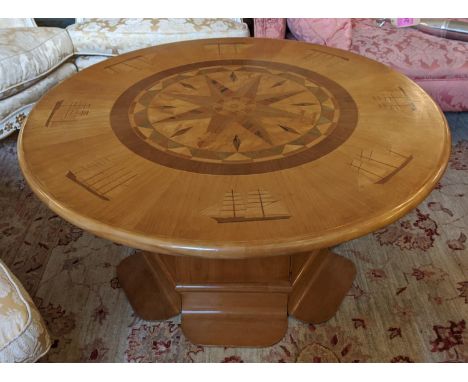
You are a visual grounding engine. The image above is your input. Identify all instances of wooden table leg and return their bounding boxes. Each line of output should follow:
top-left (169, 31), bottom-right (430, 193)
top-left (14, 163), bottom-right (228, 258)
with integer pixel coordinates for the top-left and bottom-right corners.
top-left (117, 249), bottom-right (356, 346)
top-left (288, 249), bottom-right (357, 323)
top-left (117, 252), bottom-right (181, 320)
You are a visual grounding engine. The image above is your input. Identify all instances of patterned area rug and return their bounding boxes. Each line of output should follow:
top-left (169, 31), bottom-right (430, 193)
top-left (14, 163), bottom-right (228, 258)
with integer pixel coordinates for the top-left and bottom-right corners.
top-left (1, 113), bottom-right (467, 362)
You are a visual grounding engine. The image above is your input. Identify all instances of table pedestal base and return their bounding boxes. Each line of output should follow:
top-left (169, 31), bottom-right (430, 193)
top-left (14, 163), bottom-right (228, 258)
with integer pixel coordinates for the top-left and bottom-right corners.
top-left (117, 249), bottom-right (356, 347)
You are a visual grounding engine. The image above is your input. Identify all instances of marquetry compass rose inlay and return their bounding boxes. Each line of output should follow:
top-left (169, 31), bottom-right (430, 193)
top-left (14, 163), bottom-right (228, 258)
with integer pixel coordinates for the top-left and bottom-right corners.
top-left (111, 60), bottom-right (358, 174)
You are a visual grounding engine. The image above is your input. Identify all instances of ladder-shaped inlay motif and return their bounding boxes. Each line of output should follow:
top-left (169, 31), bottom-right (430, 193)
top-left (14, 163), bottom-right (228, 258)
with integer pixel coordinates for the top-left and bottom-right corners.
top-left (66, 154), bottom-right (140, 200)
top-left (302, 48), bottom-right (349, 68)
top-left (373, 87), bottom-right (417, 111)
top-left (203, 42), bottom-right (254, 56)
top-left (104, 55), bottom-right (154, 74)
top-left (351, 148), bottom-right (413, 185)
top-left (45, 100), bottom-right (90, 127)
top-left (203, 189), bottom-right (290, 223)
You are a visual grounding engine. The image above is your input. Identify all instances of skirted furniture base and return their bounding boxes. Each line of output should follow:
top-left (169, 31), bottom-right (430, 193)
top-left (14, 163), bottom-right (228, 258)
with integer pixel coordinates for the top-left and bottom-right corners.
top-left (117, 250), bottom-right (356, 347)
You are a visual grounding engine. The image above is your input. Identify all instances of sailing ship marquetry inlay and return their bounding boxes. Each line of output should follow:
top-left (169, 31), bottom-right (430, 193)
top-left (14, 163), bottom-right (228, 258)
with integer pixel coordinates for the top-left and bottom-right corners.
top-left (104, 55), bottom-right (154, 74)
top-left (373, 86), bottom-right (417, 111)
top-left (65, 154), bottom-right (140, 200)
top-left (203, 189), bottom-right (290, 223)
top-left (45, 100), bottom-right (90, 127)
top-left (350, 148), bottom-right (413, 185)
top-left (203, 42), bottom-right (254, 56)
top-left (302, 48), bottom-right (349, 69)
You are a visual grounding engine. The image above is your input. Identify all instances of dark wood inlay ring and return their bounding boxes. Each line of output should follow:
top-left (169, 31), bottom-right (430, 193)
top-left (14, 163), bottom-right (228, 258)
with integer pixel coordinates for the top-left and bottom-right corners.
top-left (110, 59), bottom-right (358, 175)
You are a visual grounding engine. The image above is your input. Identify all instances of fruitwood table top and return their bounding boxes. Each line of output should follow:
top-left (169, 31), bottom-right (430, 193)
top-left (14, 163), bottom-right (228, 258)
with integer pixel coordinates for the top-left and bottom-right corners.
top-left (18, 38), bottom-right (450, 258)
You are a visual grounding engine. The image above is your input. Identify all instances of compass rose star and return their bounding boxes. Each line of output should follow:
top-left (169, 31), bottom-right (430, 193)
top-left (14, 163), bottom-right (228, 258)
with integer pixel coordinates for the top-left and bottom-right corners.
top-left (155, 74), bottom-right (309, 149)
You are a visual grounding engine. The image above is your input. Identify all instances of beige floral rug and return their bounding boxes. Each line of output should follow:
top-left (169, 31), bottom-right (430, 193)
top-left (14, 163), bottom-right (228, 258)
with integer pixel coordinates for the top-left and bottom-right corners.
top-left (1, 113), bottom-right (467, 362)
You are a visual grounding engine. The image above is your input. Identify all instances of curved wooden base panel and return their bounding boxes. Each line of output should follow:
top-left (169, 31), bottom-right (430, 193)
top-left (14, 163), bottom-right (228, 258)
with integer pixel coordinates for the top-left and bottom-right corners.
top-left (116, 253), bottom-right (181, 320)
top-left (180, 289), bottom-right (288, 347)
top-left (288, 249), bottom-right (357, 323)
top-left (117, 249), bottom-right (356, 347)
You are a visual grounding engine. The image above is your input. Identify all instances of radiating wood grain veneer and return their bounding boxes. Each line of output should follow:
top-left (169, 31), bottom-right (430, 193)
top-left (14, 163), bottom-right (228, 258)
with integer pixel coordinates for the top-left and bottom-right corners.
top-left (18, 38), bottom-right (450, 346)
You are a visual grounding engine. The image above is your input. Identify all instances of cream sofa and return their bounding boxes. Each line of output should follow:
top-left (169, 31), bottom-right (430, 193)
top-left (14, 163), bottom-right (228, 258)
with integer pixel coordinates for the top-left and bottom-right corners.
top-left (0, 18), bottom-right (250, 140)
top-left (0, 18), bottom-right (77, 140)
top-left (69, 18), bottom-right (249, 70)
top-left (0, 260), bottom-right (50, 362)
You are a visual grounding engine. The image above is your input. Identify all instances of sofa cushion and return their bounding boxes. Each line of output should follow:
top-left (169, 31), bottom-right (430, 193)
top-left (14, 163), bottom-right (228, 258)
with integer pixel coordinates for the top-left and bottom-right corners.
top-left (74, 17), bottom-right (244, 24)
top-left (0, 27), bottom-right (74, 100)
top-left (1, 62), bottom-right (76, 124)
top-left (67, 18), bottom-right (250, 56)
top-left (0, 19), bottom-right (36, 28)
top-left (350, 18), bottom-right (468, 81)
top-left (287, 19), bottom-right (352, 50)
top-left (415, 78), bottom-right (468, 112)
top-left (0, 260), bottom-right (50, 362)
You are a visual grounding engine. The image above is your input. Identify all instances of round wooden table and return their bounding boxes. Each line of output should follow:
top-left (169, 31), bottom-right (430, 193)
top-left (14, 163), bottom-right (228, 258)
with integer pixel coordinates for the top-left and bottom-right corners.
top-left (18, 38), bottom-right (450, 347)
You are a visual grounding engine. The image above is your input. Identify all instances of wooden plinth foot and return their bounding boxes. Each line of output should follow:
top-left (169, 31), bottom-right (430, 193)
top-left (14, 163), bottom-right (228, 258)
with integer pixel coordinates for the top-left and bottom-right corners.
top-left (168, 255), bottom-right (291, 347)
top-left (178, 284), bottom-right (289, 347)
top-left (288, 249), bottom-right (356, 323)
top-left (117, 249), bottom-right (356, 346)
top-left (117, 252), bottom-right (181, 320)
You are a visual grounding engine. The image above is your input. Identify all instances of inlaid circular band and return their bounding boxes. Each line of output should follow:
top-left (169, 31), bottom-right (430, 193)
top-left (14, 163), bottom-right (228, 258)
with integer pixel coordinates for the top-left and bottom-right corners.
top-left (110, 59), bottom-right (359, 175)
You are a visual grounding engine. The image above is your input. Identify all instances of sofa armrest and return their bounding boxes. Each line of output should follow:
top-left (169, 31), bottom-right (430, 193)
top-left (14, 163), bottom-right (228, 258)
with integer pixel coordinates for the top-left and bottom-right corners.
top-left (0, 260), bottom-right (51, 362)
top-left (287, 19), bottom-right (352, 50)
top-left (254, 18), bottom-right (287, 39)
top-left (0, 18), bottom-right (36, 28)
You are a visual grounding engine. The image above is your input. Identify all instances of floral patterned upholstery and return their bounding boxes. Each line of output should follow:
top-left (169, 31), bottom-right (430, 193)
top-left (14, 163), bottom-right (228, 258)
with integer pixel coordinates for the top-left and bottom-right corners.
top-left (287, 18), bottom-right (352, 50)
top-left (350, 19), bottom-right (468, 111)
top-left (0, 27), bottom-right (74, 100)
top-left (0, 63), bottom-right (76, 140)
top-left (350, 19), bottom-right (468, 81)
top-left (67, 18), bottom-right (250, 56)
top-left (0, 260), bottom-right (50, 362)
top-left (414, 79), bottom-right (468, 114)
top-left (253, 18), bottom-right (468, 111)
top-left (254, 18), bottom-right (286, 39)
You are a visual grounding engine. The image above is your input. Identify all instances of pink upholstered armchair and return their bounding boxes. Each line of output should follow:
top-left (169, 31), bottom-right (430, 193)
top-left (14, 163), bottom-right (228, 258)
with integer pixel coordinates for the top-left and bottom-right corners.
top-left (254, 18), bottom-right (468, 111)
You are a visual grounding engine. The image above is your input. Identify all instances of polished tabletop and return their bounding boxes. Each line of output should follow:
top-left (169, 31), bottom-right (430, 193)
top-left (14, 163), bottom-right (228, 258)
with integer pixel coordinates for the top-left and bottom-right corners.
top-left (18, 38), bottom-right (450, 258)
